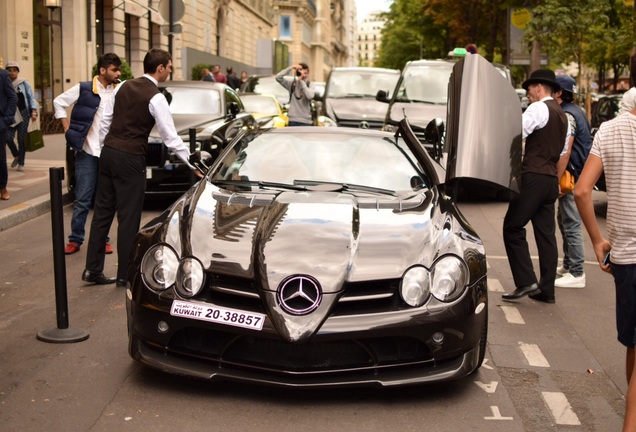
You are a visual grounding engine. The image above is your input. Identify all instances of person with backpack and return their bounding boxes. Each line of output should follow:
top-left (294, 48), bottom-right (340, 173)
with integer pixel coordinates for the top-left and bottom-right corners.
top-left (53, 53), bottom-right (122, 255)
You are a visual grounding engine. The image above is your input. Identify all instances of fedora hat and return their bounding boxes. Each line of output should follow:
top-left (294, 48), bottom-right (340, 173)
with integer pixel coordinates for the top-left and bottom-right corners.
top-left (522, 69), bottom-right (560, 92)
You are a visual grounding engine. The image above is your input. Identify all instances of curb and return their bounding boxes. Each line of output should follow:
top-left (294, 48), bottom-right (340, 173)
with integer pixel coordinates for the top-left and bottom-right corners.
top-left (0, 193), bottom-right (72, 232)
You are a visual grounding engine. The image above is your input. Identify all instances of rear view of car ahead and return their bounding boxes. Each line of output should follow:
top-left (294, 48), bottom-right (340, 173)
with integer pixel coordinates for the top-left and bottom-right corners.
top-left (320, 67), bottom-right (400, 129)
top-left (125, 54), bottom-right (523, 388)
top-left (145, 81), bottom-right (256, 198)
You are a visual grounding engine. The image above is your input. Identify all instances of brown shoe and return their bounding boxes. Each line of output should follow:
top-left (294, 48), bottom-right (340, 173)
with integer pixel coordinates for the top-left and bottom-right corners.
top-left (0, 189), bottom-right (9, 200)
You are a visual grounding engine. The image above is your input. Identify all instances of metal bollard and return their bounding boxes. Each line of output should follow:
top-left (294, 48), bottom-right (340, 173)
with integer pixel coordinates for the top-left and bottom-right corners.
top-left (37, 167), bottom-right (89, 343)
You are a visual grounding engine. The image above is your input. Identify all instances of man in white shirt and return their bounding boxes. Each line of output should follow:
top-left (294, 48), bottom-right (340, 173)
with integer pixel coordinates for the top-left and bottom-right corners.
top-left (502, 69), bottom-right (569, 304)
top-left (83, 49), bottom-right (194, 286)
top-left (53, 53), bottom-right (121, 255)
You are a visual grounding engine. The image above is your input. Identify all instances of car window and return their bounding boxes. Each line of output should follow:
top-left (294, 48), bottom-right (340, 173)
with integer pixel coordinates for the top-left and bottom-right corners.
top-left (162, 87), bottom-right (221, 115)
top-left (242, 96), bottom-right (280, 115)
top-left (212, 132), bottom-right (424, 191)
top-left (397, 65), bottom-right (453, 104)
top-left (245, 76), bottom-right (291, 104)
top-left (328, 71), bottom-right (399, 99)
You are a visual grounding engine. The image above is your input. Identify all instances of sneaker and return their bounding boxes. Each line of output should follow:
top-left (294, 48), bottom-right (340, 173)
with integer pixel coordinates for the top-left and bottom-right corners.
top-left (65, 242), bottom-right (80, 255)
top-left (11, 157), bottom-right (18, 168)
top-left (0, 188), bottom-right (9, 200)
top-left (556, 265), bottom-right (568, 276)
top-left (555, 272), bottom-right (586, 288)
top-left (16, 164), bottom-right (24, 171)
top-left (105, 242), bottom-right (114, 254)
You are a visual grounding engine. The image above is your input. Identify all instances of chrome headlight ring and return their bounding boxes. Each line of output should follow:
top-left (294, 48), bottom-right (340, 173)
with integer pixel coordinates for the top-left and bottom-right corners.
top-left (400, 255), bottom-right (469, 306)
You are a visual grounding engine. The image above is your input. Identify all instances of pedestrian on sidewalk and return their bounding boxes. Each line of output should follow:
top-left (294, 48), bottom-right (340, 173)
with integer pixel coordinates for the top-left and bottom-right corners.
top-left (5, 61), bottom-right (38, 172)
top-left (82, 49), bottom-right (195, 287)
top-left (53, 53), bottom-right (122, 255)
top-left (554, 74), bottom-right (592, 289)
top-left (0, 68), bottom-right (18, 200)
top-left (502, 69), bottom-right (569, 304)
top-left (574, 105), bottom-right (636, 432)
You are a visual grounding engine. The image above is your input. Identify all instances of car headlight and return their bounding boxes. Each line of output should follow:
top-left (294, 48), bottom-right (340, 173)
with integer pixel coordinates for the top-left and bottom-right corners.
top-left (400, 266), bottom-right (430, 307)
top-left (318, 116), bottom-right (338, 127)
top-left (141, 244), bottom-right (179, 291)
top-left (430, 255), bottom-right (468, 302)
top-left (175, 257), bottom-right (205, 298)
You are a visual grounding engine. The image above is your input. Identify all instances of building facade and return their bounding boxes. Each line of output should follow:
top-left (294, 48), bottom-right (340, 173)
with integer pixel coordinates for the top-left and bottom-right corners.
top-left (1, 0), bottom-right (357, 133)
top-left (357, 10), bottom-right (385, 67)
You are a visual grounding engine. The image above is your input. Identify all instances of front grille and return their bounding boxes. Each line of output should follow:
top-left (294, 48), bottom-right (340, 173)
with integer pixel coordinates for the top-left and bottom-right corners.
top-left (337, 119), bottom-right (384, 130)
top-left (146, 143), bottom-right (167, 167)
top-left (169, 328), bottom-right (432, 372)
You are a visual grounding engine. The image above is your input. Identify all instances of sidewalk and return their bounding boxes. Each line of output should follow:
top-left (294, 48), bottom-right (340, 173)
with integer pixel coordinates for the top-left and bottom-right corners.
top-left (0, 133), bottom-right (71, 232)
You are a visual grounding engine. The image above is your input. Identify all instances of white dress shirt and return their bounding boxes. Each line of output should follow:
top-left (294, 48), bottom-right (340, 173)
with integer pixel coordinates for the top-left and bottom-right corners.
top-left (53, 76), bottom-right (116, 157)
top-left (99, 75), bottom-right (191, 163)
top-left (522, 96), bottom-right (570, 156)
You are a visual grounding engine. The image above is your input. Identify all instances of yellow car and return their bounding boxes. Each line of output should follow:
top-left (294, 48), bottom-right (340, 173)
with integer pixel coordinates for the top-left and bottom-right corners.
top-left (240, 93), bottom-right (288, 128)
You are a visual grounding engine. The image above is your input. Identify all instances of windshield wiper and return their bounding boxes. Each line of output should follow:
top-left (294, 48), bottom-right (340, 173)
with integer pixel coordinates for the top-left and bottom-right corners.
top-left (212, 179), bottom-right (308, 191)
top-left (293, 180), bottom-right (396, 196)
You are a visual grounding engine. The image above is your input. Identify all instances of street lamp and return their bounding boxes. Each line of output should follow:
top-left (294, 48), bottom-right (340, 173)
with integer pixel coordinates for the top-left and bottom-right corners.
top-left (44, 0), bottom-right (62, 10)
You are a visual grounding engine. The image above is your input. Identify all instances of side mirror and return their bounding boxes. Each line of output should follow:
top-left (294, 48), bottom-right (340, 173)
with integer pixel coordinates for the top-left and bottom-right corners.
top-left (424, 118), bottom-right (445, 160)
top-left (228, 102), bottom-right (241, 118)
top-left (376, 90), bottom-right (389, 103)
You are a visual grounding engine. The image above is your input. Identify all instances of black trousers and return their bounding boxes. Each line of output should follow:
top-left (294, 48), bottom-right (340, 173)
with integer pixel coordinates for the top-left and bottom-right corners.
top-left (503, 172), bottom-right (559, 297)
top-left (85, 146), bottom-right (146, 280)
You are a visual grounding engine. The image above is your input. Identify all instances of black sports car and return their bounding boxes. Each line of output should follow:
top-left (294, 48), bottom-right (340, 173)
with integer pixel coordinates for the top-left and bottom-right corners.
top-left (125, 54), bottom-right (522, 387)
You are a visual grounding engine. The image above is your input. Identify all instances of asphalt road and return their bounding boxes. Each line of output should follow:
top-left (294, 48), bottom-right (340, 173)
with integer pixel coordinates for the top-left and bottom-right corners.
top-left (0, 187), bottom-right (626, 431)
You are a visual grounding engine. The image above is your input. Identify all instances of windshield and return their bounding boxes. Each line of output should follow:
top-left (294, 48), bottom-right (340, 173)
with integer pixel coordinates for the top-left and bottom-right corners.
top-left (162, 87), bottom-right (222, 115)
top-left (243, 76), bottom-right (290, 105)
top-left (396, 64), bottom-right (453, 104)
top-left (328, 70), bottom-right (399, 99)
top-left (241, 96), bottom-right (280, 116)
top-left (211, 131), bottom-right (425, 192)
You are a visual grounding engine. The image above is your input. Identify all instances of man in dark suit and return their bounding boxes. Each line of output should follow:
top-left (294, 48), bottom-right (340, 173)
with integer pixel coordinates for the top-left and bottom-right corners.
top-left (0, 68), bottom-right (18, 200)
top-left (82, 49), bottom-right (194, 286)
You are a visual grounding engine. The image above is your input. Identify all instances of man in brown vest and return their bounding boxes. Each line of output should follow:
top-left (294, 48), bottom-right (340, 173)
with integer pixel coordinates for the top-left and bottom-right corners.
top-left (502, 69), bottom-right (569, 304)
top-left (82, 49), bottom-right (193, 286)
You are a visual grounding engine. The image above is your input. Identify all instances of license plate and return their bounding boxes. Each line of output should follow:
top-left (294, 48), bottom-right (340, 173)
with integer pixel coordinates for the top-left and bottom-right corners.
top-left (170, 300), bottom-right (265, 331)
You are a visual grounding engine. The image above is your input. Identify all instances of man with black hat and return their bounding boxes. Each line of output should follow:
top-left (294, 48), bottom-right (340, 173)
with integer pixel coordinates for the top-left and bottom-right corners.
top-left (553, 74), bottom-right (592, 289)
top-left (502, 69), bottom-right (569, 304)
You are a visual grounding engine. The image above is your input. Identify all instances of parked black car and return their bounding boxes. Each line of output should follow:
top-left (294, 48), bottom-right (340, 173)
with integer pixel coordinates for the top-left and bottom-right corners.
top-left (125, 54), bottom-right (523, 388)
top-left (320, 67), bottom-right (400, 129)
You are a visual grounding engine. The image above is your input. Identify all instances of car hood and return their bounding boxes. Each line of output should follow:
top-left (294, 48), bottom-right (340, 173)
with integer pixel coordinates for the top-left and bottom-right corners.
top-left (443, 54), bottom-right (522, 191)
top-left (326, 98), bottom-right (388, 121)
top-left (152, 182), bottom-right (483, 343)
top-left (387, 102), bottom-right (447, 128)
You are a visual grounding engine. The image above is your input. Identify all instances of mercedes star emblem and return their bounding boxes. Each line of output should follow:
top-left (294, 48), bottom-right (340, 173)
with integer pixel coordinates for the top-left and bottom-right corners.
top-left (277, 275), bottom-right (322, 315)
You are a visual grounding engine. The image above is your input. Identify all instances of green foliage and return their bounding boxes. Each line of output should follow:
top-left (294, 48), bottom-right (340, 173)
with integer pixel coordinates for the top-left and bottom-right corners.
top-left (91, 59), bottom-right (133, 80)
top-left (192, 63), bottom-right (212, 81)
top-left (376, 0), bottom-right (448, 70)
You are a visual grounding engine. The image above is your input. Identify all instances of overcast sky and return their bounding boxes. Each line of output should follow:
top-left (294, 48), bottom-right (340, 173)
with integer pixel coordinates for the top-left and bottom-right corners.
top-left (355, 0), bottom-right (392, 22)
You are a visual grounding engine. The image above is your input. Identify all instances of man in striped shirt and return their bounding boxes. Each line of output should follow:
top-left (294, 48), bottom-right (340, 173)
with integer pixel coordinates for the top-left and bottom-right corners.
top-left (575, 109), bottom-right (636, 431)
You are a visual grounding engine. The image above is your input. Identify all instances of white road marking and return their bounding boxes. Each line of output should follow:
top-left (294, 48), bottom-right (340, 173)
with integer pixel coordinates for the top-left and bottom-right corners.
top-left (488, 278), bottom-right (504, 292)
top-left (474, 380), bottom-right (498, 393)
top-left (484, 406), bottom-right (513, 420)
top-left (519, 342), bottom-right (550, 367)
top-left (500, 306), bottom-right (525, 324)
top-left (541, 392), bottom-right (581, 425)
top-left (481, 358), bottom-right (493, 370)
